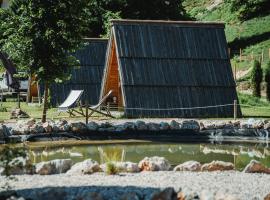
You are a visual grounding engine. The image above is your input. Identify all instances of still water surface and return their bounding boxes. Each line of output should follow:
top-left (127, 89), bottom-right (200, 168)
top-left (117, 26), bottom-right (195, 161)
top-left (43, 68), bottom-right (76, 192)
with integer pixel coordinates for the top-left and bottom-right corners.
top-left (21, 141), bottom-right (270, 170)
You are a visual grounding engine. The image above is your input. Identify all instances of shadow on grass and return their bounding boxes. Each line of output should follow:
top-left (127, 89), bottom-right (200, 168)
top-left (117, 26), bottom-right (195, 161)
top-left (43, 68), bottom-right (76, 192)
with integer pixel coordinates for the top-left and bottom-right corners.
top-left (0, 185), bottom-right (178, 200)
top-left (228, 31), bottom-right (270, 51)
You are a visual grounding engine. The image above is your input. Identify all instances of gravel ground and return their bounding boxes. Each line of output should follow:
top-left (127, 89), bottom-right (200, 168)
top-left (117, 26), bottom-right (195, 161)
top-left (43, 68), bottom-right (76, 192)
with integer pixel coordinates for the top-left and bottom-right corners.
top-left (1, 171), bottom-right (270, 200)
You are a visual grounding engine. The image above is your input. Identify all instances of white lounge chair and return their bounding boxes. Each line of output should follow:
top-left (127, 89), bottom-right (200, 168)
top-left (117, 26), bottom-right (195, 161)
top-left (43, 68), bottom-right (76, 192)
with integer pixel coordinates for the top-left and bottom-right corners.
top-left (58, 89), bottom-right (114, 118)
top-left (58, 90), bottom-right (84, 116)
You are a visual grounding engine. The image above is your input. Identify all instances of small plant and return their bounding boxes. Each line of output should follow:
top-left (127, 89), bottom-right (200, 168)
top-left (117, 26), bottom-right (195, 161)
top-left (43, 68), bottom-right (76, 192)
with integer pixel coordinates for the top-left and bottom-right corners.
top-left (105, 162), bottom-right (118, 175)
top-left (0, 145), bottom-right (27, 191)
top-left (265, 61), bottom-right (270, 102)
top-left (251, 60), bottom-right (263, 98)
top-left (98, 147), bottom-right (125, 164)
top-left (0, 104), bottom-right (7, 112)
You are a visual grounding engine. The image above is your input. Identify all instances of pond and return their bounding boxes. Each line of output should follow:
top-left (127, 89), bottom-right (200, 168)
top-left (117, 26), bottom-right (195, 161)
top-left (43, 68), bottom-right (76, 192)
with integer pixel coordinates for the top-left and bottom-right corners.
top-left (5, 141), bottom-right (270, 171)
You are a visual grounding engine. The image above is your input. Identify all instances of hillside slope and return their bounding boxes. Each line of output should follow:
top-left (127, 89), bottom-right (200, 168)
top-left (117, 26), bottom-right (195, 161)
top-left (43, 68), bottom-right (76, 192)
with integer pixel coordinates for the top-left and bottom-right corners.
top-left (183, 0), bottom-right (270, 95)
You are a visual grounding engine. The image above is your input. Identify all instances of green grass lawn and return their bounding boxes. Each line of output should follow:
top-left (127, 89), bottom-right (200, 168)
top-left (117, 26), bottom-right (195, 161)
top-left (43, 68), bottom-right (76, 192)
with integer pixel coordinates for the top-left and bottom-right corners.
top-left (0, 101), bottom-right (87, 122)
top-left (0, 93), bottom-right (269, 122)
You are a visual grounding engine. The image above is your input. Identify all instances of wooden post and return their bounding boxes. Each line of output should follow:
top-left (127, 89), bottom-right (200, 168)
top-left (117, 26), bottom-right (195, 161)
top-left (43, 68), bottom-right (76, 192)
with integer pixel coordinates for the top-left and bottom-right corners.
top-left (239, 48), bottom-right (242, 62)
top-left (261, 50), bottom-right (264, 63)
top-left (234, 100), bottom-right (237, 120)
top-left (228, 48), bottom-right (231, 58)
top-left (251, 51), bottom-right (254, 60)
top-left (85, 101), bottom-right (88, 124)
top-left (234, 63), bottom-right (237, 82)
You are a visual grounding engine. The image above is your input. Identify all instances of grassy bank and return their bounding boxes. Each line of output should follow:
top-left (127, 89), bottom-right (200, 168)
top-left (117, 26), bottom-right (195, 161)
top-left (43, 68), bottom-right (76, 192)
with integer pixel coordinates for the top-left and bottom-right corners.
top-left (0, 93), bottom-right (269, 122)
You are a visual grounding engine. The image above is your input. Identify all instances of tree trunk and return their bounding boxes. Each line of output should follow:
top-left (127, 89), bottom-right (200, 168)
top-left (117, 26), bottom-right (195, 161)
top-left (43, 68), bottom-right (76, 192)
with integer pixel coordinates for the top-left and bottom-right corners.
top-left (42, 82), bottom-right (49, 123)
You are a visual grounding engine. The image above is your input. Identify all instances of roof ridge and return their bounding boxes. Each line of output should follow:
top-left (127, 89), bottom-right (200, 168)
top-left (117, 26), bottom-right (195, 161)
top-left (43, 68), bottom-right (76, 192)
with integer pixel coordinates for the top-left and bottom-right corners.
top-left (110, 19), bottom-right (225, 27)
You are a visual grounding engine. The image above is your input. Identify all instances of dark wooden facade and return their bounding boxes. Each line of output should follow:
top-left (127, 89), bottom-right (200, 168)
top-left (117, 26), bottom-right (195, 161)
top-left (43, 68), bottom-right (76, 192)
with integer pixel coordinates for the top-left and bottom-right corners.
top-left (100, 20), bottom-right (241, 118)
top-left (47, 39), bottom-right (108, 106)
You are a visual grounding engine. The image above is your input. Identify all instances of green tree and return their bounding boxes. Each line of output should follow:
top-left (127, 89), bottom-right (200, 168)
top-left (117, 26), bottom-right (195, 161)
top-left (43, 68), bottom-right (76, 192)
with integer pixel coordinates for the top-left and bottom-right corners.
top-left (1, 0), bottom-right (91, 122)
top-left (265, 61), bottom-right (270, 101)
top-left (251, 60), bottom-right (263, 98)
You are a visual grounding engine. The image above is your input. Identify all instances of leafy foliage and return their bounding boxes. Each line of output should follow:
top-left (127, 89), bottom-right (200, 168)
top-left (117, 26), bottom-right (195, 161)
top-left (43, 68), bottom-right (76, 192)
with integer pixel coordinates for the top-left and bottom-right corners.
top-left (250, 60), bottom-right (263, 97)
top-left (85, 0), bottom-right (188, 37)
top-left (1, 0), bottom-right (91, 121)
top-left (226, 0), bottom-right (269, 21)
top-left (265, 61), bottom-right (270, 101)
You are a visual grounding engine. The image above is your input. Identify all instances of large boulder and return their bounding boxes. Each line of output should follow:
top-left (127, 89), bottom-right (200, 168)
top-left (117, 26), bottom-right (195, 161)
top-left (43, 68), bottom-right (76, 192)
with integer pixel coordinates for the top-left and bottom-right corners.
top-left (160, 122), bottom-right (170, 130)
top-left (201, 161), bottom-right (234, 171)
top-left (147, 123), bottom-right (160, 131)
top-left (66, 159), bottom-right (100, 175)
top-left (35, 159), bottom-right (73, 175)
top-left (138, 156), bottom-right (171, 171)
top-left (169, 120), bottom-right (180, 130)
top-left (243, 160), bottom-right (270, 174)
top-left (181, 120), bottom-right (200, 131)
top-left (150, 188), bottom-right (176, 200)
top-left (0, 124), bottom-right (10, 139)
top-left (76, 192), bottom-right (104, 200)
top-left (100, 162), bottom-right (140, 173)
top-left (0, 156), bottom-right (35, 175)
top-left (174, 161), bottom-right (201, 172)
top-left (135, 120), bottom-right (147, 131)
top-left (70, 122), bottom-right (88, 134)
top-left (42, 122), bottom-right (53, 133)
top-left (87, 121), bottom-right (99, 131)
top-left (264, 193), bottom-right (270, 200)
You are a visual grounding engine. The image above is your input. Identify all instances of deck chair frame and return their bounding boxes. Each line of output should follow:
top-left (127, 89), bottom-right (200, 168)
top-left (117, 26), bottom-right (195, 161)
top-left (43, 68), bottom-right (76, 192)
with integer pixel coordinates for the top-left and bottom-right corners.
top-left (85, 90), bottom-right (114, 119)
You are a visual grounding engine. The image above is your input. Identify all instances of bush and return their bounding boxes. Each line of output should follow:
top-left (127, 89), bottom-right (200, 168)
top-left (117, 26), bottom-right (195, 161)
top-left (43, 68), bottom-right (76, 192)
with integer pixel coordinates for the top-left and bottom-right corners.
top-left (250, 60), bottom-right (263, 97)
top-left (105, 162), bottom-right (118, 175)
top-left (265, 61), bottom-right (270, 101)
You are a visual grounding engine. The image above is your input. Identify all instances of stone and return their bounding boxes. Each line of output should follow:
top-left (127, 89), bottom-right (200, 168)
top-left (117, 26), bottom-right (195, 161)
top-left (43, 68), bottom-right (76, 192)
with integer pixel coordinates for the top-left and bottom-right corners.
top-left (0, 124), bottom-right (10, 139)
top-left (66, 159), bottom-right (100, 175)
top-left (99, 122), bottom-right (113, 128)
top-left (123, 122), bottom-right (136, 130)
top-left (76, 192), bottom-right (104, 200)
top-left (56, 119), bottom-right (68, 126)
top-left (264, 193), bottom-right (270, 200)
top-left (115, 125), bottom-right (126, 132)
top-left (264, 122), bottom-right (270, 130)
top-left (201, 161), bottom-right (234, 171)
top-left (10, 108), bottom-right (29, 119)
top-left (1, 156), bottom-right (35, 175)
top-left (42, 122), bottom-right (53, 133)
top-left (52, 125), bottom-right (60, 133)
top-left (138, 156), bottom-right (171, 171)
top-left (29, 123), bottom-right (45, 134)
top-left (151, 188), bottom-right (176, 200)
top-left (35, 159), bottom-right (73, 175)
top-left (252, 120), bottom-right (264, 129)
top-left (70, 122), bottom-right (88, 134)
top-left (174, 161), bottom-right (201, 172)
top-left (243, 160), bottom-right (270, 174)
top-left (170, 120), bottom-right (180, 130)
top-left (59, 124), bottom-right (70, 132)
top-left (160, 122), bottom-right (170, 130)
top-left (101, 162), bottom-right (140, 173)
top-left (147, 123), bottom-right (160, 131)
top-left (120, 193), bottom-right (139, 200)
top-left (87, 121), bottom-right (99, 131)
top-left (135, 120), bottom-right (148, 130)
top-left (181, 120), bottom-right (200, 131)
top-left (215, 122), bottom-right (226, 129)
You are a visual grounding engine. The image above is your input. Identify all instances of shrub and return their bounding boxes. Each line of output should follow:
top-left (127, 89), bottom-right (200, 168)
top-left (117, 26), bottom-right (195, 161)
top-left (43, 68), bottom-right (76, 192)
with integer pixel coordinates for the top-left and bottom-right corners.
top-left (250, 60), bottom-right (263, 97)
top-left (105, 162), bottom-right (118, 175)
top-left (265, 61), bottom-right (270, 101)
